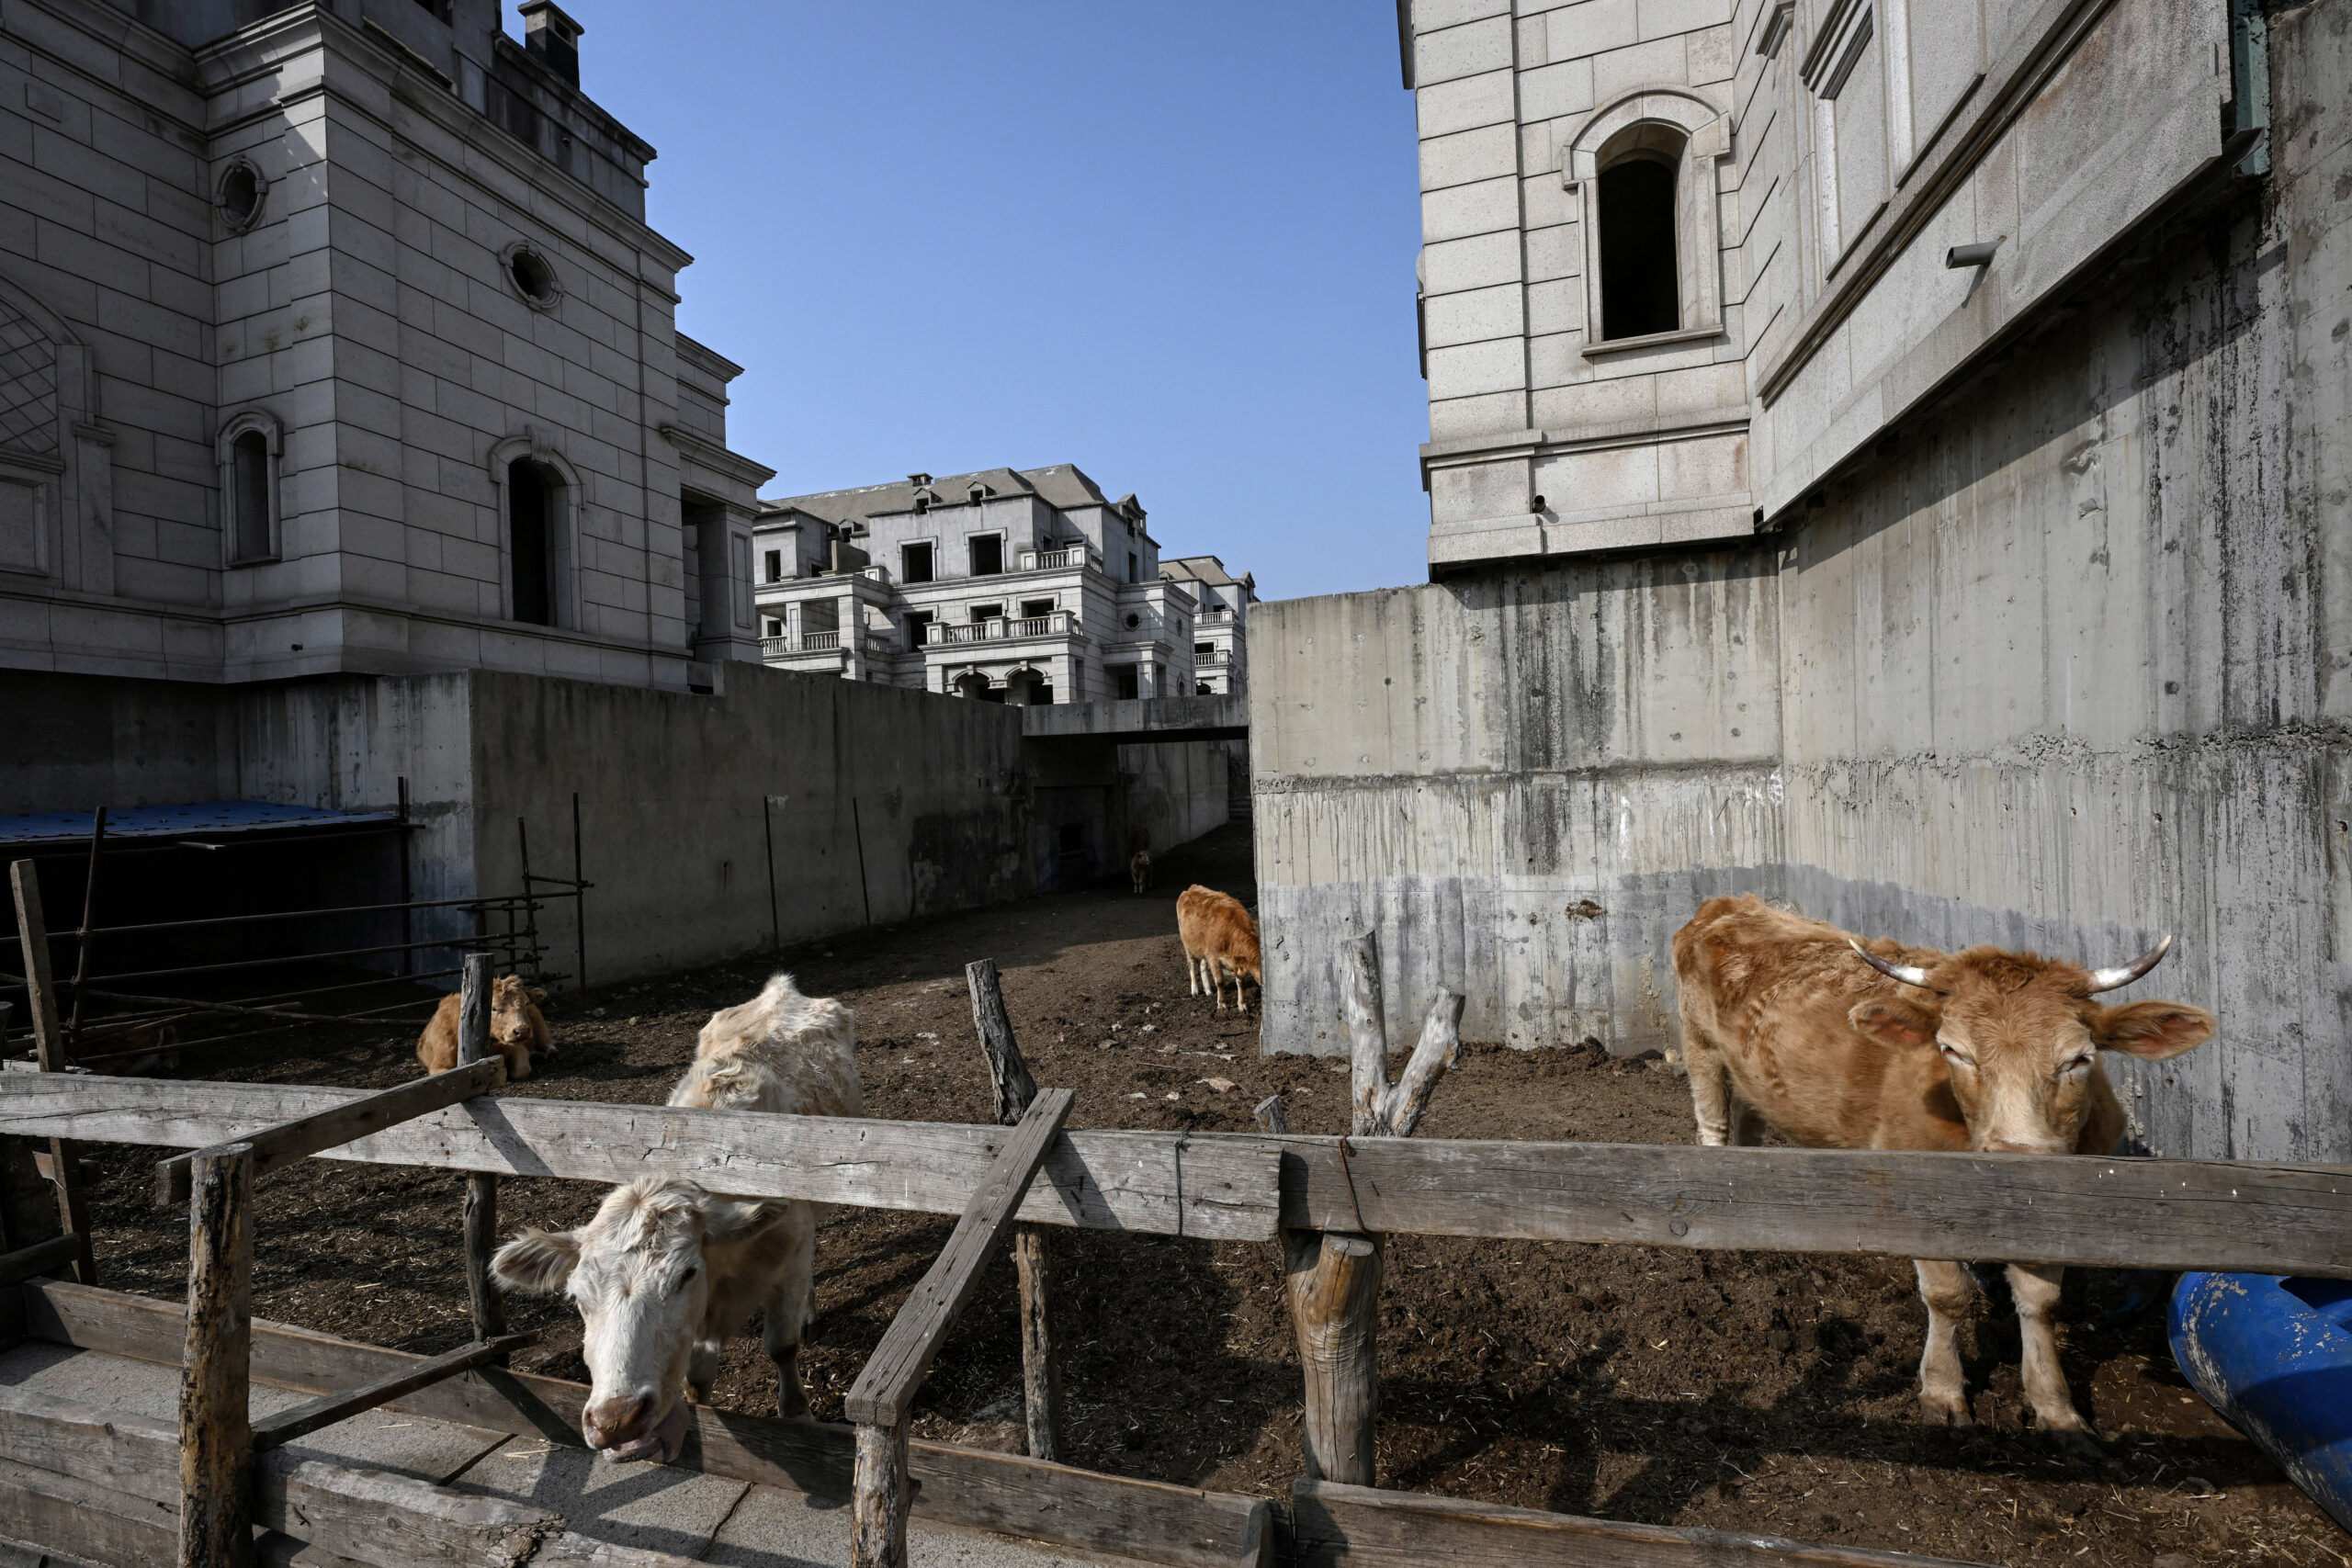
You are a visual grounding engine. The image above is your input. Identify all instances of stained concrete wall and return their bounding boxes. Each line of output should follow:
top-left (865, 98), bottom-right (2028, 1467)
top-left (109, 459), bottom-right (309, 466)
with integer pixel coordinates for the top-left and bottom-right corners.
top-left (1255, 3), bottom-right (2352, 1163)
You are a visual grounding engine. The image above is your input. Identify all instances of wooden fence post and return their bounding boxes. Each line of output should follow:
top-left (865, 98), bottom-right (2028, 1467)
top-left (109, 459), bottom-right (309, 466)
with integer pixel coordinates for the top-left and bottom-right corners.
top-left (10, 861), bottom-right (94, 1286)
top-left (1282, 931), bottom-right (1463, 1486)
top-left (965, 957), bottom-right (1061, 1462)
top-left (178, 1141), bottom-right (254, 1568)
top-left (456, 954), bottom-right (507, 1344)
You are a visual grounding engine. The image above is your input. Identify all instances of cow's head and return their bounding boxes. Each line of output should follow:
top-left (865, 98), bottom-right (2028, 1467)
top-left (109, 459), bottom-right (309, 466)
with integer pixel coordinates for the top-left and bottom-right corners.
top-left (1848, 937), bottom-right (2213, 1154)
top-left (489, 975), bottom-right (547, 1048)
top-left (492, 1178), bottom-right (783, 1462)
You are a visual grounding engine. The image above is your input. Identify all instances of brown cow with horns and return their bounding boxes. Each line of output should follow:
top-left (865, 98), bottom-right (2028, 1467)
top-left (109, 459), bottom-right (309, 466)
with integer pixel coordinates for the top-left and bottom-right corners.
top-left (1672, 895), bottom-right (2215, 1450)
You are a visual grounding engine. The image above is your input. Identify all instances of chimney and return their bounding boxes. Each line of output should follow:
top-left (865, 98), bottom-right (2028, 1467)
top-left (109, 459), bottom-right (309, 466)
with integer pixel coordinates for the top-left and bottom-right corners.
top-left (518, 1), bottom-right (583, 87)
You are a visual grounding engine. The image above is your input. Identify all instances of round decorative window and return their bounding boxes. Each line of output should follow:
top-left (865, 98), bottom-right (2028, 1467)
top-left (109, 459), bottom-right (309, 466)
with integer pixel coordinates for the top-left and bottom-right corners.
top-left (502, 243), bottom-right (562, 310)
top-left (1124, 612), bottom-right (1141, 629)
top-left (216, 160), bottom-right (266, 231)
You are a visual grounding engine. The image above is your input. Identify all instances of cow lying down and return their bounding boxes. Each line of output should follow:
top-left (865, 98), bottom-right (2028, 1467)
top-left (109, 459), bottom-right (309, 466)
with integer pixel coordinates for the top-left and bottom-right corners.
top-left (492, 973), bottom-right (861, 1462)
top-left (1674, 895), bottom-right (2215, 1451)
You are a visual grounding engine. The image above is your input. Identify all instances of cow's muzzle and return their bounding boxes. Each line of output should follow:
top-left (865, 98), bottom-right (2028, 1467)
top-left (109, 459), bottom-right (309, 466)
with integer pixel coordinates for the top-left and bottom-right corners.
top-left (583, 1394), bottom-right (691, 1464)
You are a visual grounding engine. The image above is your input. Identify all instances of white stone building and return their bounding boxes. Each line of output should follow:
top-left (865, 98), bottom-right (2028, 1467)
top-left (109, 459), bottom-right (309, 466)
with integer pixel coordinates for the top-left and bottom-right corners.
top-left (0, 0), bottom-right (771, 690)
top-left (1161, 555), bottom-right (1254, 696)
top-left (752, 466), bottom-right (1247, 705)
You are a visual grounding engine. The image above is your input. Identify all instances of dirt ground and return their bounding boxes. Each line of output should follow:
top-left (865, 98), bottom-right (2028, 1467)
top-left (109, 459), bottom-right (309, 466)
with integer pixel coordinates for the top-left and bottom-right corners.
top-left (60, 821), bottom-right (2346, 1566)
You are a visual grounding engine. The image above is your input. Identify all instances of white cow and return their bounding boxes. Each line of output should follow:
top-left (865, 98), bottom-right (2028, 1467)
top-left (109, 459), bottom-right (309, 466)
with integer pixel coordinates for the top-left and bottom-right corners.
top-left (492, 973), bottom-right (861, 1461)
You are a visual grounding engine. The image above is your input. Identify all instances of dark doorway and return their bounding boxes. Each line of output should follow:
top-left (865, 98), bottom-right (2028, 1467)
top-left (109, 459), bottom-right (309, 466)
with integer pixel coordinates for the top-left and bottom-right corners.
top-left (508, 460), bottom-right (555, 626)
top-left (1112, 664), bottom-right (1140, 700)
top-left (1598, 157), bottom-right (1679, 341)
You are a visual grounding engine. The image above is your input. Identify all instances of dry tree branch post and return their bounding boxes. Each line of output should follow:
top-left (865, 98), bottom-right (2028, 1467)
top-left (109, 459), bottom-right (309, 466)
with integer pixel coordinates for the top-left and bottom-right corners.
top-left (454, 954), bottom-right (508, 1346)
top-left (1283, 931), bottom-right (1463, 1486)
top-left (965, 957), bottom-right (1061, 1462)
top-left (177, 1140), bottom-right (254, 1568)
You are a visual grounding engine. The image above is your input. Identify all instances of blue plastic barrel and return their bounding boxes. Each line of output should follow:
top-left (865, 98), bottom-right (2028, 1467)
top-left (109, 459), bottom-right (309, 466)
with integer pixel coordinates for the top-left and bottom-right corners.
top-left (2170, 1271), bottom-right (2352, 1531)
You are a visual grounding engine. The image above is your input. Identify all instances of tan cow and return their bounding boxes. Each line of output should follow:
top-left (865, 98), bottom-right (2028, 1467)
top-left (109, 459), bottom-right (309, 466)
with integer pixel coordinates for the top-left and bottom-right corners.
top-left (1672, 894), bottom-right (2214, 1450)
top-left (492, 973), bottom-right (859, 1461)
top-left (1177, 885), bottom-right (1261, 1013)
top-left (1130, 849), bottom-right (1155, 893)
top-left (417, 974), bottom-right (549, 1081)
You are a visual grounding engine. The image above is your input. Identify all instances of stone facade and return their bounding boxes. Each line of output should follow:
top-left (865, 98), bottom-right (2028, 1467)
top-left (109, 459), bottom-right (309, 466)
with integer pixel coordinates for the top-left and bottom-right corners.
top-left (1409, 0), bottom-right (2256, 569)
top-left (752, 466), bottom-right (1247, 705)
top-left (0, 0), bottom-right (769, 690)
top-left (1162, 554), bottom-right (1255, 697)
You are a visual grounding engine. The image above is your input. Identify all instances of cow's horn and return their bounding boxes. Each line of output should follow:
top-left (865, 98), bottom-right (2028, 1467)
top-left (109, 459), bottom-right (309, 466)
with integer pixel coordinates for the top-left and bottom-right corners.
top-left (2086, 934), bottom-right (2173, 993)
top-left (1849, 940), bottom-right (1934, 988)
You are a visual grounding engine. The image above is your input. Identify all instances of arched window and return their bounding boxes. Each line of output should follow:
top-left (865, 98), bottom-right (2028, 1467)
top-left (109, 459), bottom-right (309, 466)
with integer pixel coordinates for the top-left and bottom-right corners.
top-left (507, 457), bottom-right (557, 625)
top-left (1597, 152), bottom-right (1679, 340)
top-left (216, 411), bottom-right (282, 566)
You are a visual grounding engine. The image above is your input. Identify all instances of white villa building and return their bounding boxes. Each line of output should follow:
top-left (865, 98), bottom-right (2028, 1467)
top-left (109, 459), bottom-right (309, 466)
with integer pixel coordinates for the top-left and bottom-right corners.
top-left (752, 465), bottom-right (1250, 705)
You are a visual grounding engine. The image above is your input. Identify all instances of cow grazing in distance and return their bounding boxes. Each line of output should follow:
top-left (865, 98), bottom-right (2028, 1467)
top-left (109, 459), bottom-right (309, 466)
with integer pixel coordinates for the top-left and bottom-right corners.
top-left (492, 973), bottom-right (859, 1463)
top-left (1672, 894), bottom-right (2214, 1451)
top-left (1131, 849), bottom-right (1154, 893)
top-left (417, 974), bottom-right (549, 1081)
top-left (1177, 885), bottom-right (1261, 1014)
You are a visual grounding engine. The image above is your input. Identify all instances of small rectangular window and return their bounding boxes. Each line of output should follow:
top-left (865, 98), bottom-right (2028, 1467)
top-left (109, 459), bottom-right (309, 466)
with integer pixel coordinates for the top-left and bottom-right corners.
top-left (231, 432), bottom-right (272, 562)
top-left (901, 542), bottom-right (933, 582)
top-left (763, 617), bottom-right (783, 637)
top-left (970, 604), bottom-right (1003, 624)
top-left (1020, 598), bottom-right (1055, 618)
top-left (1127, 551), bottom-right (1138, 581)
top-left (763, 548), bottom-right (783, 583)
top-left (1194, 642), bottom-right (1213, 657)
top-left (729, 534), bottom-right (754, 628)
top-left (1112, 663), bottom-right (1139, 700)
top-left (969, 535), bottom-right (1002, 576)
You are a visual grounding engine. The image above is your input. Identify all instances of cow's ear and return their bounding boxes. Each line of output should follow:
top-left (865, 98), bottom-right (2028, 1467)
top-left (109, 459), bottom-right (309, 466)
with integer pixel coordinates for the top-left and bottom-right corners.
top-left (2093, 1001), bottom-right (2215, 1060)
top-left (491, 1228), bottom-right (581, 1294)
top-left (1849, 998), bottom-right (1939, 1049)
top-left (527, 987), bottom-right (548, 1004)
top-left (702, 1200), bottom-right (786, 1247)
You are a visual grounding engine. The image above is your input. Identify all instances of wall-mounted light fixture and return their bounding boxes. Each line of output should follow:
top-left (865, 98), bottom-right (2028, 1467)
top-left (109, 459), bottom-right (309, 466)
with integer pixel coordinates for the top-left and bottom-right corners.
top-left (1946, 239), bottom-right (2003, 268)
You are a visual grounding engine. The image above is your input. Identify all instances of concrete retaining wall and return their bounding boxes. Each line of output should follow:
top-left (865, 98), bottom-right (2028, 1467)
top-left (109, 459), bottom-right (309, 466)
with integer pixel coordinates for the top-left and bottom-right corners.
top-left (1254, 17), bottom-right (2352, 1163)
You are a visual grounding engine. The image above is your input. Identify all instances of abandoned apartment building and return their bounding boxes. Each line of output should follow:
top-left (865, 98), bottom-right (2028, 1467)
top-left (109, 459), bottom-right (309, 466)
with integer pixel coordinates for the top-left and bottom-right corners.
top-left (751, 465), bottom-right (1257, 705)
top-left (0, 0), bottom-right (1240, 985)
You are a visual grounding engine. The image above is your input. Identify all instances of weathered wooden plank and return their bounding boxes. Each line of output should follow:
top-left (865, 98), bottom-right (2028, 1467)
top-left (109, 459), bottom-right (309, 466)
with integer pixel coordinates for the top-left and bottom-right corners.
top-left (250, 1333), bottom-right (536, 1450)
top-left (1261, 1137), bottom-right (2352, 1273)
top-left (178, 1143), bottom-right (253, 1568)
top-left (1291, 1479), bottom-right (1990, 1567)
top-left (0, 1234), bottom-right (81, 1289)
top-left (454, 956), bottom-right (507, 1345)
top-left (9, 862), bottom-right (94, 1288)
top-left (967, 956), bottom-right (1061, 1462)
top-left (153, 1062), bottom-right (504, 1209)
top-left (20, 1281), bottom-right (1275, 1568)
top-left (0, 1076), bottom-right (1277, 1242)
top-left (0, 1455), bottom-right (357, 1568)
top-left (848, 1089), bottom-right (1076, 1428)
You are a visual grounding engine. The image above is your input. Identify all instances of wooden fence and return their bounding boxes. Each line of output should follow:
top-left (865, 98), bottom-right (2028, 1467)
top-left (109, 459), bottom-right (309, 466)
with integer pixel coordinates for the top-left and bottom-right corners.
top-left (3, 919), bottom-right (2349, 1566)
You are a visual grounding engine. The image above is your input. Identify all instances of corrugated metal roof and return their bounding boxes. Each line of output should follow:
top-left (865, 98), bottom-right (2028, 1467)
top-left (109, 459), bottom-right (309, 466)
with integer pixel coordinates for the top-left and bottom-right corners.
top-left (0, 801), bottom-right (402, 850)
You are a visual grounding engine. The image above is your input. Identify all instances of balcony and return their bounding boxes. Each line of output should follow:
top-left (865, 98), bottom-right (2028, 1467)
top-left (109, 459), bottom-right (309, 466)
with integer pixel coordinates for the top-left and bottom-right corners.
top-left (1017, 547), bottom-right (1101, 573)
top-left (926, 611), bottom-right (1077, 648)
top-left (1195, 646), bottom-right (1230, 665)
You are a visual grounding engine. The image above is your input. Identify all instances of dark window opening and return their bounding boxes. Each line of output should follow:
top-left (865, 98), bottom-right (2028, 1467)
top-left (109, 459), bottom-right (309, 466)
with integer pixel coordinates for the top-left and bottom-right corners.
top-left (1193, 641), bottom-right (1213, 657)
top-left (905, 611), bottom-right (934, 648)
top-left (1057, 822), bottom-right (1084, 852)
top-left (1196, 682), bottom-right (1214, 695)
top-left (969, 535), bottom-right (1002, 576)
top-left (763, 548), bottom-right (783, 583)
top-left (1112, 664), bottom-right (1140, 700)
top-left (901, 542), bottom-right (933, 582)
top-left (231, 432), bottom-right (271, 562)
top-left (1127, 551), bottom-right (1138, 581)
top-left (1598, 157), bottom-right (1679, 341)
top-left (970, 604), bottom-right (1003, 624)
top-left (508, 459), bottom-right (556, 626)
top-left (1021, 599), bottom-right (1056, 619)
top-left (220, 164), bottom-right (262, 228)
top-left (1031, 682), bottom-right (1055, 705)
top-left (509, 247), bottom-right (558, 304)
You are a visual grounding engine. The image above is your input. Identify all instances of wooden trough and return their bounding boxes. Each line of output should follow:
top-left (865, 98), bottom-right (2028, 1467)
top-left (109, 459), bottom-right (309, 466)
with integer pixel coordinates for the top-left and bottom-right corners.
top-left (8, 862), bottom-right (2352, 1565)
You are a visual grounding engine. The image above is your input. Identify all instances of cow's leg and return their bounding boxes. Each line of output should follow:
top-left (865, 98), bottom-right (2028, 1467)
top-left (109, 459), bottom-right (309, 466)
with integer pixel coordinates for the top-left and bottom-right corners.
top-left (764, 1213), bottom-right (819, 1419)
top-left (1729, 1100), bottom-right (1767, 1146)
top-left (2008, 1262), bottom-right (2098, 1452)
top-left (1913, 1258), bottom-right (1974, 1427)
top-left (1211, 961), bottom-right (1227, 1015)
top-left (1682, 1022), bottom-right (1736, 1146)
top-left (1186, 953), bottom-right (1202, 997)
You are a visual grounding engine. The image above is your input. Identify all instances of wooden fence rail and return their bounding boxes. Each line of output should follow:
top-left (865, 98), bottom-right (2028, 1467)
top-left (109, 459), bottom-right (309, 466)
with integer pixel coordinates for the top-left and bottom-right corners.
top-left (7, 1073), bottom-right (2350, 1274)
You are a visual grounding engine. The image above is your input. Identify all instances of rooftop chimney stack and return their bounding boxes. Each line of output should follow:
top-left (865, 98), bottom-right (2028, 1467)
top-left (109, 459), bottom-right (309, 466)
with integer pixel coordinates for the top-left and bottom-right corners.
top-left (518, 1), bottom-right (583, 87)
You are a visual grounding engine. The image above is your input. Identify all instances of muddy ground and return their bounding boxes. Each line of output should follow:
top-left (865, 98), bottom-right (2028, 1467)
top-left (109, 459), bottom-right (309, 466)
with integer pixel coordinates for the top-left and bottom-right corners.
top-left (57, 822), bottom-right (2345, 1566)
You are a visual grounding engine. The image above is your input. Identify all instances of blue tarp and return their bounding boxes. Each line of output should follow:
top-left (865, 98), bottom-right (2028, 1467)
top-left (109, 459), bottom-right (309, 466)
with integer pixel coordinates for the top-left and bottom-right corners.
top-left (0, 801), bottom-right (401, 849)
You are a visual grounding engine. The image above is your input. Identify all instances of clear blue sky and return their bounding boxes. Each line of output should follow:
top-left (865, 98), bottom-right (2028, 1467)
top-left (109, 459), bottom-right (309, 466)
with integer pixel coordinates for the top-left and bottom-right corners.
top-left (549, 2), bottom-right (1430, 603)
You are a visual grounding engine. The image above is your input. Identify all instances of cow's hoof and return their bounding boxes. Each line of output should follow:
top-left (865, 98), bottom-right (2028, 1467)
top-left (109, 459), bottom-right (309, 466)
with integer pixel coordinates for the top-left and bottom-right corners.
top-left (2041, 1426), bottom-right (2106, 1461)
top-left (1917, 1393), bottom-right (1973, 1428)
